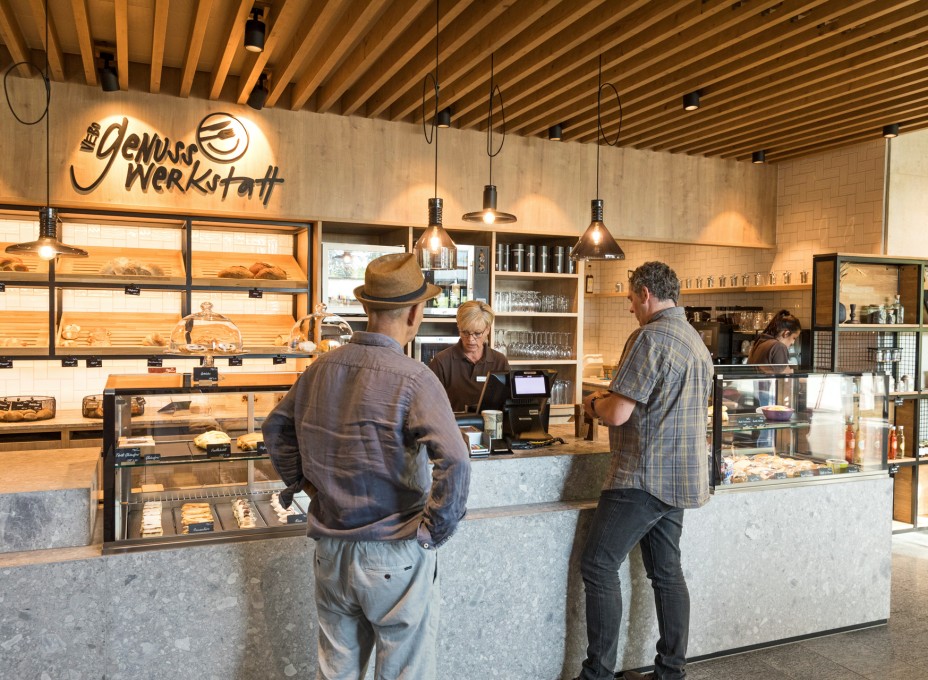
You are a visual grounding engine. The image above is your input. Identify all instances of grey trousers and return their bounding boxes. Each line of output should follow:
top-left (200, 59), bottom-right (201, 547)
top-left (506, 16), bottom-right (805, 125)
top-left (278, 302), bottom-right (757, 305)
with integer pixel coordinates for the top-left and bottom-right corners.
top-left (313, 537), bottom-right (440, 680)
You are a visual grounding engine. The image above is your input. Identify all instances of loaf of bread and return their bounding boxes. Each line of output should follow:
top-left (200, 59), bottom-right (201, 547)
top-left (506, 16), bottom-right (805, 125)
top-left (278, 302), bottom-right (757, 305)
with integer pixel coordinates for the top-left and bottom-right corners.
top-left (0, 256), bottom-right (28, 272)
top-left (100, 257), bottom-right (165, 277)
top-left (217, 266), bottom-right (254, 279)
top-left (141, 333), bottom-right (167, 346)
top-left (193, 430), bottom-right (231, 449)
top-left (61, 324), bottom-right (81, 340)
top-left (249, 262), bottom-right (273, 275)
top-left (254, 265), bottom-right (287, 280)
top-left (236, 432), bottom-right (263, 451)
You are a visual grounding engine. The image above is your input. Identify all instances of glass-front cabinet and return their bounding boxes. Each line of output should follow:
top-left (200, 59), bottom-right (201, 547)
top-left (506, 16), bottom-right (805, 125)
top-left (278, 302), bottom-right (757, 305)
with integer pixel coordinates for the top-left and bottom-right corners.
top-left (710, 367), bottom-right (890, 488)
top-left (102, 373), bottom-right (304, 553)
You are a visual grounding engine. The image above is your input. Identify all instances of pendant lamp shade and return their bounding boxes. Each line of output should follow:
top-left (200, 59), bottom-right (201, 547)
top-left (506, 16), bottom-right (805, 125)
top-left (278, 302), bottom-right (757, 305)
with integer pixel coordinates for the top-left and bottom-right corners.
top-left (462, 185), bottom-right (516, 225)
top-left (570, 200), bottom-right (624, 261)
top-left (415, 198), bottom-right (457, 270)
top-left (6, 208), bottom-right (88, 260)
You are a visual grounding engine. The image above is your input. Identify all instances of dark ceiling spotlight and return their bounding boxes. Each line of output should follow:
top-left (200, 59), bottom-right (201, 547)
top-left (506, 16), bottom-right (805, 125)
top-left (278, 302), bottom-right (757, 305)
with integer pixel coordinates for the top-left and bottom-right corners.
top-left (682, 90), bottom-right (700, 111)
top-left (752, 150), bottom-right (766, 164)
top-left (244, 7), bottom-right (266, 53)
top-left (98, 52), bottom-right (119, 92)
top-left (247, 72), bottom-right (269, 110)
top-left (548, 124), bottom-right (563, 141)
top-left (882, 123), bottom-right (900, 139)
top-left (436, 107), bottom-right (452, 128)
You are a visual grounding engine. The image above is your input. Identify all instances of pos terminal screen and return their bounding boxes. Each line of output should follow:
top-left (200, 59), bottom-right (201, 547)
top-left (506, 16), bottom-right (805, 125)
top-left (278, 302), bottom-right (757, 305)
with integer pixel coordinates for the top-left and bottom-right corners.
top-left (511, 372), bottom-right (549, 397)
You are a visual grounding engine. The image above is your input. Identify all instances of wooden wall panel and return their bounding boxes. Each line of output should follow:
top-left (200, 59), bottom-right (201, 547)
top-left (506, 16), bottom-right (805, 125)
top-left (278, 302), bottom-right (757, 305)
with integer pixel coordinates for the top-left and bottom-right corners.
top-left (0, 81), bottom-right (776, 245)
top-left (887, 128), bottom-right (928, 258)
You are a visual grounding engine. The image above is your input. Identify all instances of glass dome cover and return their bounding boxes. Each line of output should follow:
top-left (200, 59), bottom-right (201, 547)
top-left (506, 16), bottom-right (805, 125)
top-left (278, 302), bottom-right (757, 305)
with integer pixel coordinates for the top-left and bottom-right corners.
top-left (168, 301), bottom-right (243, 356)
top-left (288, 303), bottom-right (353, 353)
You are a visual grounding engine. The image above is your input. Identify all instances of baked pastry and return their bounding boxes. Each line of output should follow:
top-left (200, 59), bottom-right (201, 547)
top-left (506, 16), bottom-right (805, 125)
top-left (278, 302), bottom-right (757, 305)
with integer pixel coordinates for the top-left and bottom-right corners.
top-left (141, 333), bottom-right (167, 346)
top-left (236, 432), bottom-right (263, 451)
top-left (35, 408), bottom-right (54, 419)
top-left (180, 502), bottom-right (214, 533)
top-left (249, 262), bottom-right (274, 276)
top-left (61, 324), bottom-right (81, 340)
top-left (231, 499), bottom-right (257, 529)
top-left (254, 265), bottom-right (287, 280)
top-left (193, 430), bottom-right (231, 449)
top-left (217, 266), bottom-right (254, 279)
top-left (317, 339), bottom-right (340, 352)
top-left (141, 501), bottom-right (163, 537)
top-left (20, 410), bottom-right (38, 421)
top-left (270, 492), bottom-right (299, 524)
top-left (0, 256), bottom-right (28, 272)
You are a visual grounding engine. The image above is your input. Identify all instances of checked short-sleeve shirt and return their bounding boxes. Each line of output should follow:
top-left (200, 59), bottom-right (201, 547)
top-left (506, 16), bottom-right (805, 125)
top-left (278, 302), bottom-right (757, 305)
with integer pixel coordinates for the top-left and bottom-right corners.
top-left (605, 306), bottom-right (714, 509)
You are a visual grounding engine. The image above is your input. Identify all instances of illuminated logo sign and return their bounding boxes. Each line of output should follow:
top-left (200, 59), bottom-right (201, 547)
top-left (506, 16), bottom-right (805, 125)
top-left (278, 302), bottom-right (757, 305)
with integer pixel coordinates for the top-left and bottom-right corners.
top-left (69, 113), bottom-right (283, 206)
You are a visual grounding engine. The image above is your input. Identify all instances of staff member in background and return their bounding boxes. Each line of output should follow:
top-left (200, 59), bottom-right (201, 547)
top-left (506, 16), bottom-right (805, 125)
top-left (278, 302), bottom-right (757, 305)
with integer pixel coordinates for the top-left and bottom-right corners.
top-left (747, 309), bottom-right (802, 365)
top-left (429, 300), bottom-right (510, 412)
top-left (263, 253), bottom-right (471, 680)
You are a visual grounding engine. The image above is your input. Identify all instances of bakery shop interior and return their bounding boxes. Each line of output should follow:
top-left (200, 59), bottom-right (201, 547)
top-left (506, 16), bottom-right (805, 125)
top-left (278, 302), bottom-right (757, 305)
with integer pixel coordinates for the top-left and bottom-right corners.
top-left (0, 2), bottom-right (926, 677)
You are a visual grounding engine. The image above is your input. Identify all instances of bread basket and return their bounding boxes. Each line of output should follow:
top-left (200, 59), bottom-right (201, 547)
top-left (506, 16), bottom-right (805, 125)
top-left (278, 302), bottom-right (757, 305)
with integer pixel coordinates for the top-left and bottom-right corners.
top-left (82, 394), bottom-right (145, 418)
top-left (0, 396), bottom-right (56, 421)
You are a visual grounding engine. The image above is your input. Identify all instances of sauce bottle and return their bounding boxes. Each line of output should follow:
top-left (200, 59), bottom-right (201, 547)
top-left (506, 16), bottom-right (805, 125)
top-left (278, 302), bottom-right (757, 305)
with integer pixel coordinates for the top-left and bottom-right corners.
top-left (888, 426), bottom-right (897, 460)
top-left (897, 425), bottom-right (906, 458)
top-left (844, 418), bottom-right (855, 464)
top-left (854, 417), bottom-right (864, 465)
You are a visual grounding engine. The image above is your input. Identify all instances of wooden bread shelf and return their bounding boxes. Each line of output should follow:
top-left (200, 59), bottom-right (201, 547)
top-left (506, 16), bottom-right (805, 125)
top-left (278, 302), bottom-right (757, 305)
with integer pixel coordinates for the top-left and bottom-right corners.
top-left (0, 311), bottom-right (49, 353)
top-left (56, 312), bottom-right (180, 355)
top-left (55, 246), bottom-right (186, 285)
top-left (0, 245), bottom-right (49, 282)
top-left (191, 252), bottom-right (307, 289)
top-left (229, 314), bottom-right (297, 353)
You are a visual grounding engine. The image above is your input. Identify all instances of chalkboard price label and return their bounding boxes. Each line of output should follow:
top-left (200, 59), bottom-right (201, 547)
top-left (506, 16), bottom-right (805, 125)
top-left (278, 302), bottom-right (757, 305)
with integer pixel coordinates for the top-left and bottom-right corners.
top-left (0, 358), bottom-right (12, 369)
top-left (747, 474), bottom-right (762, 482)
top-left (229, 356), bottom-right (243, 367)
top-left (817, 467), bottom-right (833, 476)
top-left (256, 441), bottom-right (267, 454)
top-left (147, 357), bottom-right (163, 367)
top-left (273, 355), bottom-right (287, 365)
top-left (124, 284), bottom-right (141, 296)
top-left (248, 288), bottom-right (263, 299)
top-left (187, 522), bottom-right (214, 534)
top-left (115, 448), bottom-right (141, 463)
top-left (193, 366), bottom-right (219, 383)
top-left (206, 443), bottom-right (232, 457)
top-left (287, 514), bottom-right (307, 524)
top-left (143, 453), bottom-right (161, 462)
top-left (0, 283), bottom-right (5, 292)
top-left (61, 357), bottom-right (78, 367)
top-left (799, 469), bottom-right (814, 478)
top-left (86, 357), bottom-right (103, 368)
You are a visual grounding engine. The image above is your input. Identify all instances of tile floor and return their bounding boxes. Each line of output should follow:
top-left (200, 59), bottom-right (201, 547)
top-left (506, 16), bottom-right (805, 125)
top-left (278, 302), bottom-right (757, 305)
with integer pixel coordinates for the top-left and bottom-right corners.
top-left (674, 532), bottom-right (928, 680)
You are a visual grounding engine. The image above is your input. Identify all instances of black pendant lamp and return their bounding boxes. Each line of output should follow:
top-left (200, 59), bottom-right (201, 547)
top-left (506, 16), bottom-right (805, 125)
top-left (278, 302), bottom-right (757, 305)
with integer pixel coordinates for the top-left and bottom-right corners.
top-left (244, 7), bottom-right (266, 53)
top-left (5, 0), bottom-right (87, 262)
top-left (413, 0), bottom-right (457, 271)
top-left (462, 54), bottom-right (516, 226)
top-left (570, 56), bottom-right (625, 261)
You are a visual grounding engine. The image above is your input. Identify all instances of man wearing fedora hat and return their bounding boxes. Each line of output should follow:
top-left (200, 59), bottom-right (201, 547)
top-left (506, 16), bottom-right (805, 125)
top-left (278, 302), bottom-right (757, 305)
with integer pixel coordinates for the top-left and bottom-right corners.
top-left (264, 252), bottom-right (470, 680)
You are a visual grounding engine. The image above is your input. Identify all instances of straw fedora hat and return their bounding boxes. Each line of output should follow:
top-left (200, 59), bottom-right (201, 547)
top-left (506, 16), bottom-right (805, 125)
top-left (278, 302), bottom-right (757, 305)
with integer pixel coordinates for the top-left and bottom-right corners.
top-left (353, 253), bottom-right (441, 310)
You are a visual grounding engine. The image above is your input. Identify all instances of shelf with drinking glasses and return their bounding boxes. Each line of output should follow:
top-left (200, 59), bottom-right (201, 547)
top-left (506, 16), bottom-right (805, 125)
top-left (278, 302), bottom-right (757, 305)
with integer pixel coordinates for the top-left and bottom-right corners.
top-left (493, 290), bottom-right (574, 315)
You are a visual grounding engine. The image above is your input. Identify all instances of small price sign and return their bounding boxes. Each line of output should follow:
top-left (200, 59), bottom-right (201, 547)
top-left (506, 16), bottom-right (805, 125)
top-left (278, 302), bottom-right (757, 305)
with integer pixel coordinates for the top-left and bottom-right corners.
top-left (61, 357), bottom-right (78, 367)
top-left (86, 357), bottom-right (103, 368)
top-left (799, 469), bottom-right (814, 478)
top-left (192, 366), bottom-right (219, 383)
top-left (0, 283), bottom-right (5, 292)
top-left (114, 448), bottom-right (141, 463)
top-left (817, 467), bottom-right (833, 476)
top-left (248, 288), bottom-right (263, 299)
top-left (256, 441), bottom-right (267, 454)
top-left (206, 443), bottom-right (232, 458)
top-left (143, 453), bottom-right (161, 462)
top-left (147, 357), bottom-right (163, 368)
top-left (187, 522), bottom-right (214, 534)
top-left (287, 513), bottom-right (307, 524)
top-left (124, 284), bottom-right (141, 296)
top-left (273, 355), bottom-right (287, 365)
top-left (229, 356), bottom-right (243, 367)
top-left (0, 358), bottom-right (12, 369)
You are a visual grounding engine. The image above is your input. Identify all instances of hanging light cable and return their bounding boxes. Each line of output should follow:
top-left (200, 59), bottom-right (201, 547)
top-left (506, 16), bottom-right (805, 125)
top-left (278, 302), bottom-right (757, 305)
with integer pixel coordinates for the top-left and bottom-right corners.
top-left (4, 0), bottom-right (86, 261)
top-left (462, 53), bottom-right (516, 225)
top-left (570, 55), bottom-right (625, 261)
top-left (413, 0), bottom-right (457, 271)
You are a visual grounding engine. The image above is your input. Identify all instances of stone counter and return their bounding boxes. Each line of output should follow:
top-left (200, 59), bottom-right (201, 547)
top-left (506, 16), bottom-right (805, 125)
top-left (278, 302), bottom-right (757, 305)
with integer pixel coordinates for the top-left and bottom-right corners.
top-left (0, 434), bottom-right (892, 679)
top-left (0, 447), bottom-right (98, 554)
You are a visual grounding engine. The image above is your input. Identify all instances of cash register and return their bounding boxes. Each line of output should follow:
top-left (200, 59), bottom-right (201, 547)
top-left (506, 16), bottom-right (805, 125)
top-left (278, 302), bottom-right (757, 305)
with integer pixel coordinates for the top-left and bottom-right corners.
top-left (474, 369), bottom-right (556, 446)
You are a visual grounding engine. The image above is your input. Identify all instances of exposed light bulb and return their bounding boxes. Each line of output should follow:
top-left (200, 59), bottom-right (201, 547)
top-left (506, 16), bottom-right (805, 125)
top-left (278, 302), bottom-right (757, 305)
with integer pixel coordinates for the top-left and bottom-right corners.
top-left (592, 228), bottom-right (602, 245)
top-left (38, 244), bottom-right (56, 260)
top-left (429, 233), bottom-right (442, 252)
top-left (483, 212), bottom-right (495, 225)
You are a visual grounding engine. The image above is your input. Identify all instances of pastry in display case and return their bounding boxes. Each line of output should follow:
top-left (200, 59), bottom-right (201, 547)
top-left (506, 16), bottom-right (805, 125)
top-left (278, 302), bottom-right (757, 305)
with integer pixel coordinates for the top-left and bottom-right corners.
top-left (709, 367), bottom-right (890, 488)
top-left (101, 372), bottom-right (309, 552)
top-left (287, 303), bottom-right (354, 354)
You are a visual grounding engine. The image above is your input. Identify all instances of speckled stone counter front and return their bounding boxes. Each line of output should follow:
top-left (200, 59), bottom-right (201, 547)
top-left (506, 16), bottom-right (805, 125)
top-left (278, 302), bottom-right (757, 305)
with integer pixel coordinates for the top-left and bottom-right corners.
top-left (0, 446), bottom-right (892, 679)
top-left (0, 448), bottom-right (98, 554)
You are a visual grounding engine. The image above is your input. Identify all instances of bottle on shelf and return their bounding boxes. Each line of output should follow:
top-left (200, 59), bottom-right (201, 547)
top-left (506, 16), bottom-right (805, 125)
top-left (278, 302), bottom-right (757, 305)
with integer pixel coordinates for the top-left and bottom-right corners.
top-left (844, 418), bottom-right (856, 464)
top-left (854, 416), bottom-right (864, 465)
top-left (888, 425), bottom-right (897, 460)
top-left (450, 279), bottom-right (461, 307)
top-left (897, 425), bottom-right (906, 458)
top-left (894, 294), bottom-right (904, 324)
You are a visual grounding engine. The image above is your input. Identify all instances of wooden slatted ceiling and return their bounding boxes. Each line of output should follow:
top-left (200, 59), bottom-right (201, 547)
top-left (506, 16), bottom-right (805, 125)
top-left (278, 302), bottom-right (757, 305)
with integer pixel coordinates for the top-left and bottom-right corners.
top-left (1, 0), bottom-right (925, 163)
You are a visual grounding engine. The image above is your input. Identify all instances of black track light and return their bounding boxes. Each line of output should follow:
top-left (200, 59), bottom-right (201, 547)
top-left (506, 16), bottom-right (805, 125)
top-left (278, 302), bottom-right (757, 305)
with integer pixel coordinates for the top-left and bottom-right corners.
top-left (98, 52), bottom-right (119, 92)
top-left (883, 123), bottom-right (900, 139)
top-left (752, 150), bottom-right (766, 164)
top-left (247, 73), bottom-right (269, 111)
top-left (436, 107), bottom-right (451, 128)
top-left (548, 124), bottom-right (563, 141)
top-left (683, 91), bottom-right (700, 111)
top-left (244, 7), bottom-right (266, 53)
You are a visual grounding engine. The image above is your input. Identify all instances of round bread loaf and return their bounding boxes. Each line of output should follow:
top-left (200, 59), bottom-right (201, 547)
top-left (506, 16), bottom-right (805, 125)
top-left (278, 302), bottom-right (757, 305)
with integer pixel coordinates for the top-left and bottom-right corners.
top-left (218, 265), bottom-right (254, 279)
top-left (254, 265), bottom-right (287, 280)
top-left (249, 261), bottom-right (273, 275)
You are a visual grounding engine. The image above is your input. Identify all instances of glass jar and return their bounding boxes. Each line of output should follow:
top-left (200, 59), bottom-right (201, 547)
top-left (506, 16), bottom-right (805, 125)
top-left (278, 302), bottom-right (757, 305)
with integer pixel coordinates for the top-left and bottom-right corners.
top-left (288, 303), bottom-right (354, 354)
top-left (168, 301), bottom-right (243, 359)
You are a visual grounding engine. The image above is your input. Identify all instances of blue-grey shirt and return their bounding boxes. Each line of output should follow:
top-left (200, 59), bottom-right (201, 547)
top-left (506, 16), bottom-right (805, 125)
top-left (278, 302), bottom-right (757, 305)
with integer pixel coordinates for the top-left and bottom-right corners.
top-left (606, 306), bottom-right (713, 509)
top-left (263, 331), bottom-right (471, 549)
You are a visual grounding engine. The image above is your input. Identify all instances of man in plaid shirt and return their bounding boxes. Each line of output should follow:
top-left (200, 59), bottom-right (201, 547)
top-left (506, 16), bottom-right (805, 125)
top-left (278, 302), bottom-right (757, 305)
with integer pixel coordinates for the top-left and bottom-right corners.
top-left (573, 261), bottom-right (713, 680)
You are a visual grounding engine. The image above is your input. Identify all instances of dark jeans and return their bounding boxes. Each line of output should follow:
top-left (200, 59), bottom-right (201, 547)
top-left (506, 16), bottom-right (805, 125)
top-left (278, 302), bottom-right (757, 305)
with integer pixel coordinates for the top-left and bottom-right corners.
top-left (579, 488), bottom-right (689, 680)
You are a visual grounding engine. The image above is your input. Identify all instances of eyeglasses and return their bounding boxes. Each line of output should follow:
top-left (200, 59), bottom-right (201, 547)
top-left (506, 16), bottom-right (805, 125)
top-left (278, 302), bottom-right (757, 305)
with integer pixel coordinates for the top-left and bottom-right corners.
top-left (460, 328), bottom-right (488, 339)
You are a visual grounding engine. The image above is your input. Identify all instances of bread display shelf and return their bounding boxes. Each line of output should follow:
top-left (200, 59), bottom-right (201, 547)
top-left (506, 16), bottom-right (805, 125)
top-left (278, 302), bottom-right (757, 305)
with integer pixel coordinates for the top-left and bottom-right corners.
top-left (114, 438), bottom-right (269, 465)
top-left (126, 494), bottom-right (307, 539)
top-left (0, 311), bottom-right (49, 353)
top-left (55, 246), bottom-right (186, 285)
top-left (230, 314), bottom-right (297, 353)
top-left (191, 252), bottom-right (307, 289)
top-left (56, 312), bottom-right (180, 355)
top-left (0, 245), bottom-right (49, 281)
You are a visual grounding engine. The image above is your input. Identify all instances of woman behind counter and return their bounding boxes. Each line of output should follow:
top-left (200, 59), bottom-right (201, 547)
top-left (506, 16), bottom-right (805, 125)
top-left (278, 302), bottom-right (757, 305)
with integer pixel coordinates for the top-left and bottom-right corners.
top-left (747, 309), bottom-right (801, 365)
top-left (429, 300), bottom-right (510, 412)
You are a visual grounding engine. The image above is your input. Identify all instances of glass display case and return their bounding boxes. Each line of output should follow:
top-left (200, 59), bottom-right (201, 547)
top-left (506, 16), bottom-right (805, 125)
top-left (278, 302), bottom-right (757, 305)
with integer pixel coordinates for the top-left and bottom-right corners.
top-left (710, 367), bottom-right (890, 488)
top-left (102, 372), bottom-right (305, 553)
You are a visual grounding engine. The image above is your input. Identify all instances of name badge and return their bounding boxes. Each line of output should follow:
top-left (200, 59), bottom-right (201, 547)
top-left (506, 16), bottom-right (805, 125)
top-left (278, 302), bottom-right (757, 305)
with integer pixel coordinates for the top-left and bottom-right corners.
top-left (476, 375), bottom-right (487, 382)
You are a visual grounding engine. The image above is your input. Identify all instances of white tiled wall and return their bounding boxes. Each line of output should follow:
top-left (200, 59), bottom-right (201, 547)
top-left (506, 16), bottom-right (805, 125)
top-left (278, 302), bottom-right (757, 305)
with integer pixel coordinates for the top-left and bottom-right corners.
top-left (0, 218), bottom-right (40, 242)
top-left (61, 289), bottom-right (182, 313)
top-left (0, 287), bottom-right (49, 312)
top-left (583, 139), bottom-right (886, 363)
top-left (61, 221), bottom-right (182, 249)
top-left (192, 229), bottom-right (291, 254)
top-left (0, 358), bottom-right (301, 410)
top-left (190, 292), bottom-right (294, 316)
